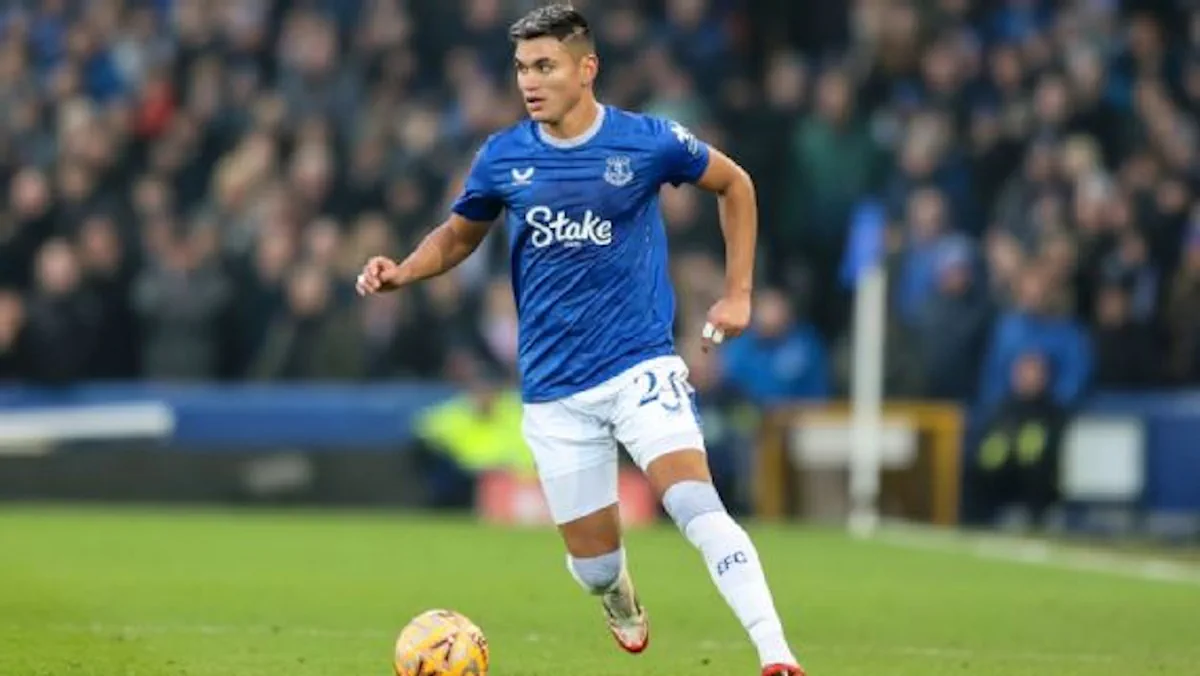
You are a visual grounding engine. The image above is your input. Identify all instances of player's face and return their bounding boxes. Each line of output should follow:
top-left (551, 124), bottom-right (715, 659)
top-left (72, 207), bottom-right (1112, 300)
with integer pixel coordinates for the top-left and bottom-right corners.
top-left (514, 37), bottom-right (596, 123)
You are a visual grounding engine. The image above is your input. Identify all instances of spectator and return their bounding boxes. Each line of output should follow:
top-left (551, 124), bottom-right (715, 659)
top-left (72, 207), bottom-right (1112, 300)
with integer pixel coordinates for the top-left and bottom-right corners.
top-left (895, 187), bottom-right (957, 324)
top-left (914, 238), bottom-right (994, 401)
top-left (718, 288), bottom-right (829, 406)
top-left (1092, 282), bottom-right (1159, 389)
top-left (967, 105), bottom-right (1024, 220)
top-left (661, 0), bottom-right (728, 79)
top-left (77, 213), bottom-right (138, 379)
top-left (413, 361), bottom-right (528, 509)
top-left (970, 351), bottom-right (1067, 530)
top-left (227, 221), bottom-right (293, 376)
top-left (1064, 45), bottom-right (1129, 167)
top-left (992, 139), bottom-right (1063, 251)
top-left (131, 226), bottom-right (231, 381)
top-left (1097, 227), bottom-right (1159, 324)
top-left (978, 264), bottom-right (1091, 414)
top-left (0, 169), bottom-right (55, 290)
top-left (250, 263), bottom-right (365, 381)
top-left (357, 291), bottom-right (422, 379)
top-left (782, 67), bottom-right (883, 333)
top-left (884, 111), bottom-right (977, 235)
top-left (22, 238), bottom-right (101, 385)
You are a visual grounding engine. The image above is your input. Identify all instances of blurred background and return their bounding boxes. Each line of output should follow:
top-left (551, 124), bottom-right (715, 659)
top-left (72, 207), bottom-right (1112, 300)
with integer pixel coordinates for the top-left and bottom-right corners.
top-left (0, 0), bottom-right (1198, 544)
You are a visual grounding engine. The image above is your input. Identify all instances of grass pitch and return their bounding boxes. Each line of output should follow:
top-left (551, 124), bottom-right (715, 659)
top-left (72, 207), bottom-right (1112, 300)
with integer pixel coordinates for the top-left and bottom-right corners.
top-left (1, 506), bottom-right (1198, 675)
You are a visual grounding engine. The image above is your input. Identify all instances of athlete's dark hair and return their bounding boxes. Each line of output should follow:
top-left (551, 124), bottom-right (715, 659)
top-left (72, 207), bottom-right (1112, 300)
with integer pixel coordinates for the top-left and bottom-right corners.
top-left (508, 3), bottom-right (592, 47)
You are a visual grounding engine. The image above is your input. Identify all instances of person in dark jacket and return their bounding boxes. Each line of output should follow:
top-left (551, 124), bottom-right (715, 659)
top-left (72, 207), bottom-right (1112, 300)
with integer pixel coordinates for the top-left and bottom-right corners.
top-left (1092, 280), bottom-right (1159, 389)
top-left (914, 237), bottom-right (994, 401)
top-left (249, 263), bottom-right (365, 381)
top-left (970, 351), bottom-right (1068, 529)
top-left (22, 239), bottom-right (102, 385)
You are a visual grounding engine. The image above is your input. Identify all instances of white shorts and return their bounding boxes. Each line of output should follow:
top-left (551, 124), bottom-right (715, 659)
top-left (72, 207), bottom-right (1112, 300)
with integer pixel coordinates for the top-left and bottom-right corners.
top-left (521, 355), bottom-right (706, 524)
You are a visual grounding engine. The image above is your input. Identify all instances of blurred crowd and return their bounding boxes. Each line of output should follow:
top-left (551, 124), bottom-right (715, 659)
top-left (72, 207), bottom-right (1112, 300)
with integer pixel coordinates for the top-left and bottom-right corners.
top-left (0, 0), bottom-right (1198, 429)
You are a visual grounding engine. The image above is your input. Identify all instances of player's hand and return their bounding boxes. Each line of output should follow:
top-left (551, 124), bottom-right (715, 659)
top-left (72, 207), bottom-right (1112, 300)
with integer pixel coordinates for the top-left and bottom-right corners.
top-left (702, 292), bottom-right (751, 352)
top-left (355, 256), bottom-right (401, 296)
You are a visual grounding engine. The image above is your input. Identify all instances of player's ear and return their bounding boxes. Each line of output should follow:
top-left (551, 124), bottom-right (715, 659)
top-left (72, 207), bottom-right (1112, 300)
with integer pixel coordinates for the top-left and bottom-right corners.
top-left (580, 54), bottom-right (598, 87)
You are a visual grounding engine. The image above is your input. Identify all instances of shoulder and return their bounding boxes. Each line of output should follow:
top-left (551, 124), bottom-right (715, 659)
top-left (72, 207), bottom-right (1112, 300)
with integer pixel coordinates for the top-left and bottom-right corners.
top-left (603, 106), bottom-right (699, 147)
top-left (475, 121), bottom-right (538, 164)
top-left (602, 106), bottom-right (659, 133)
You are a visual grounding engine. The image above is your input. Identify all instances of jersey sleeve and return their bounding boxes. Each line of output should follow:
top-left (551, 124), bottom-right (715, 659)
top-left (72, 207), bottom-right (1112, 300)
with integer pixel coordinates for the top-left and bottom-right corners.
top-left (450, 137), bottom-right (504, 222)
top-left (652, 117), bottom-right (711, 187)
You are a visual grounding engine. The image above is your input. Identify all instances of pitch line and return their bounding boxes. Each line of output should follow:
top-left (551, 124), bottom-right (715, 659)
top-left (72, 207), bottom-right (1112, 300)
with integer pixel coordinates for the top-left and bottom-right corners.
top-left (871, 522), bottom-right (1200, 586)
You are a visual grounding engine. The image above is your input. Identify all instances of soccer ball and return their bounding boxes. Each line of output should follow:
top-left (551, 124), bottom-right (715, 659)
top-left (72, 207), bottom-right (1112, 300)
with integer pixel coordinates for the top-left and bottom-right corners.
top-left (394, 609), bottom-right (490, 676)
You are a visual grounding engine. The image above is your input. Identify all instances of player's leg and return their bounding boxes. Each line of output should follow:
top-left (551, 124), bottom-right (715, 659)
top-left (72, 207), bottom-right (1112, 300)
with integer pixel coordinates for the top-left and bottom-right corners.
top-left (645, 451), bottom-right (801, 674)
top-left (616, 356), bottom-right (803, 674)
top-left (522, 398), bottom-right (649, 654)
top-left (549, 488), bottom-right (649, 654)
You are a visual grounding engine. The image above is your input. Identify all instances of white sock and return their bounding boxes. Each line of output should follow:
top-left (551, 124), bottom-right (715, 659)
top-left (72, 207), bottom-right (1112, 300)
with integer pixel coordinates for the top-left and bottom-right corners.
top-left (567, 549), bottom-right (638, 618)
top-left (684, 511), bottom-right (796, 667)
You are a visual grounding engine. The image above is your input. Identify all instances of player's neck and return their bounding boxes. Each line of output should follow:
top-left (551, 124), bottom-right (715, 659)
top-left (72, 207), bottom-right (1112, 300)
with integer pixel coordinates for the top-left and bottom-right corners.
top-left (541, 97), bottom-right (601, 142)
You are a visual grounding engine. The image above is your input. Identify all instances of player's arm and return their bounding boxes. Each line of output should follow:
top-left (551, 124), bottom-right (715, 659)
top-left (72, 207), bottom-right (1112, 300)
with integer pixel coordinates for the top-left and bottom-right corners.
top-left (356, 214), bottom-right (491, 295)
top-left (358, 139), bottom-right (502, 296)
top-left (694, 148), bottom-right (756, 302)
top-left (693, 148), bottom-right (757, 349)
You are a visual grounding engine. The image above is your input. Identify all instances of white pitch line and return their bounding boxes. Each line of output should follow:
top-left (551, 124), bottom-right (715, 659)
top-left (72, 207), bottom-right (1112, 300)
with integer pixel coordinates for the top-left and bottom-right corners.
top-left (872, 524), bottom-right (1200, 586)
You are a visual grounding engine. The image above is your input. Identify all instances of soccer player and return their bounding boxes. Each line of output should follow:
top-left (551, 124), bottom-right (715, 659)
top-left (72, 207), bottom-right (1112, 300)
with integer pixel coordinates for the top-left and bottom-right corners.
top-left (356, 5), bottom-right (805, 675)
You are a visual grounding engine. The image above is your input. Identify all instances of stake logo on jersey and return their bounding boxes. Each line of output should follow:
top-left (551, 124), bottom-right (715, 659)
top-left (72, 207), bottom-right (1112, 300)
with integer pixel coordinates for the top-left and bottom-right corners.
top-left (450, 105), bottom-right (711, 402)
top-left (526, 205), bottom-right (613, 248)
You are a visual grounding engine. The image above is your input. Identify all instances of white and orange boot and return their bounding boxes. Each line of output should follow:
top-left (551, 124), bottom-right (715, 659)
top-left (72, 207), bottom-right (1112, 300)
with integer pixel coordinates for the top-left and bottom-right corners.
top-left (600, 569), bottom-right (649, 654)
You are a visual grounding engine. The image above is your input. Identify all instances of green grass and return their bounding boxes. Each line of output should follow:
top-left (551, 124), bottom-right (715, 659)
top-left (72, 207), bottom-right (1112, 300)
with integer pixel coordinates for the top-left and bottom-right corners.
top-left (1, 506), bottom-right (1198, 675)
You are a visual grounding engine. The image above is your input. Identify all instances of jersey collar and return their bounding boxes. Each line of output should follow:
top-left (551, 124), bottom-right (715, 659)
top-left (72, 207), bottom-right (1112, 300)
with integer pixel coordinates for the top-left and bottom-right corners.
top-left (536, 103), bottom-right (606, 149)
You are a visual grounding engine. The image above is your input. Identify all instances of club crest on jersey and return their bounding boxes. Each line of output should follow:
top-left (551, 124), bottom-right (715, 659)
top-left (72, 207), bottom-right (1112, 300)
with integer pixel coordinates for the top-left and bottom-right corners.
top-left (603, 155), bottom-right (634, 187)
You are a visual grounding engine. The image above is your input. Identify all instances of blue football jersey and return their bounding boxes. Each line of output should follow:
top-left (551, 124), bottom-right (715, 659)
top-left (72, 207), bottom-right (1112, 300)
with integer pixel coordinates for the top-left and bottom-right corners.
top-left (451, 105), bottom-right (711, 402)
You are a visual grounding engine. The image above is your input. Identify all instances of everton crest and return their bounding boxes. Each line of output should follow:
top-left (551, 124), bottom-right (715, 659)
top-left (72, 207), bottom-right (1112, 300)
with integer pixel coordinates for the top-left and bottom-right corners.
top-left (603, 155), bottom-right (634, 187)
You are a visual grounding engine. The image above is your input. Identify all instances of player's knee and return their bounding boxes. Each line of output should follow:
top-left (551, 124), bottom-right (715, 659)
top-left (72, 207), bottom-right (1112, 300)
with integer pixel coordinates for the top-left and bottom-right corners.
top-left (566, 548), bottom-right (624, 594)
top-left (661, 480), bottom-right (727, 533)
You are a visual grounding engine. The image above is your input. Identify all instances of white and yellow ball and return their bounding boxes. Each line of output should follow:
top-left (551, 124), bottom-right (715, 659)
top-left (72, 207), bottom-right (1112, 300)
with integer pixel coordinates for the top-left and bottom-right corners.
top-left (393, 609), bottom-right (489, 676)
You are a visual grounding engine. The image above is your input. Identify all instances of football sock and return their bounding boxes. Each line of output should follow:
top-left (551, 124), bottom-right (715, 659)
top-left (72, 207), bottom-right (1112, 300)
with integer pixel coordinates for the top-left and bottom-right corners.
top-left (663, 481), bottom-right (797, 667)
top-left (567, 547), bottom-right (639, 619)
top-left (567, 547), bottom-right (624, 593)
